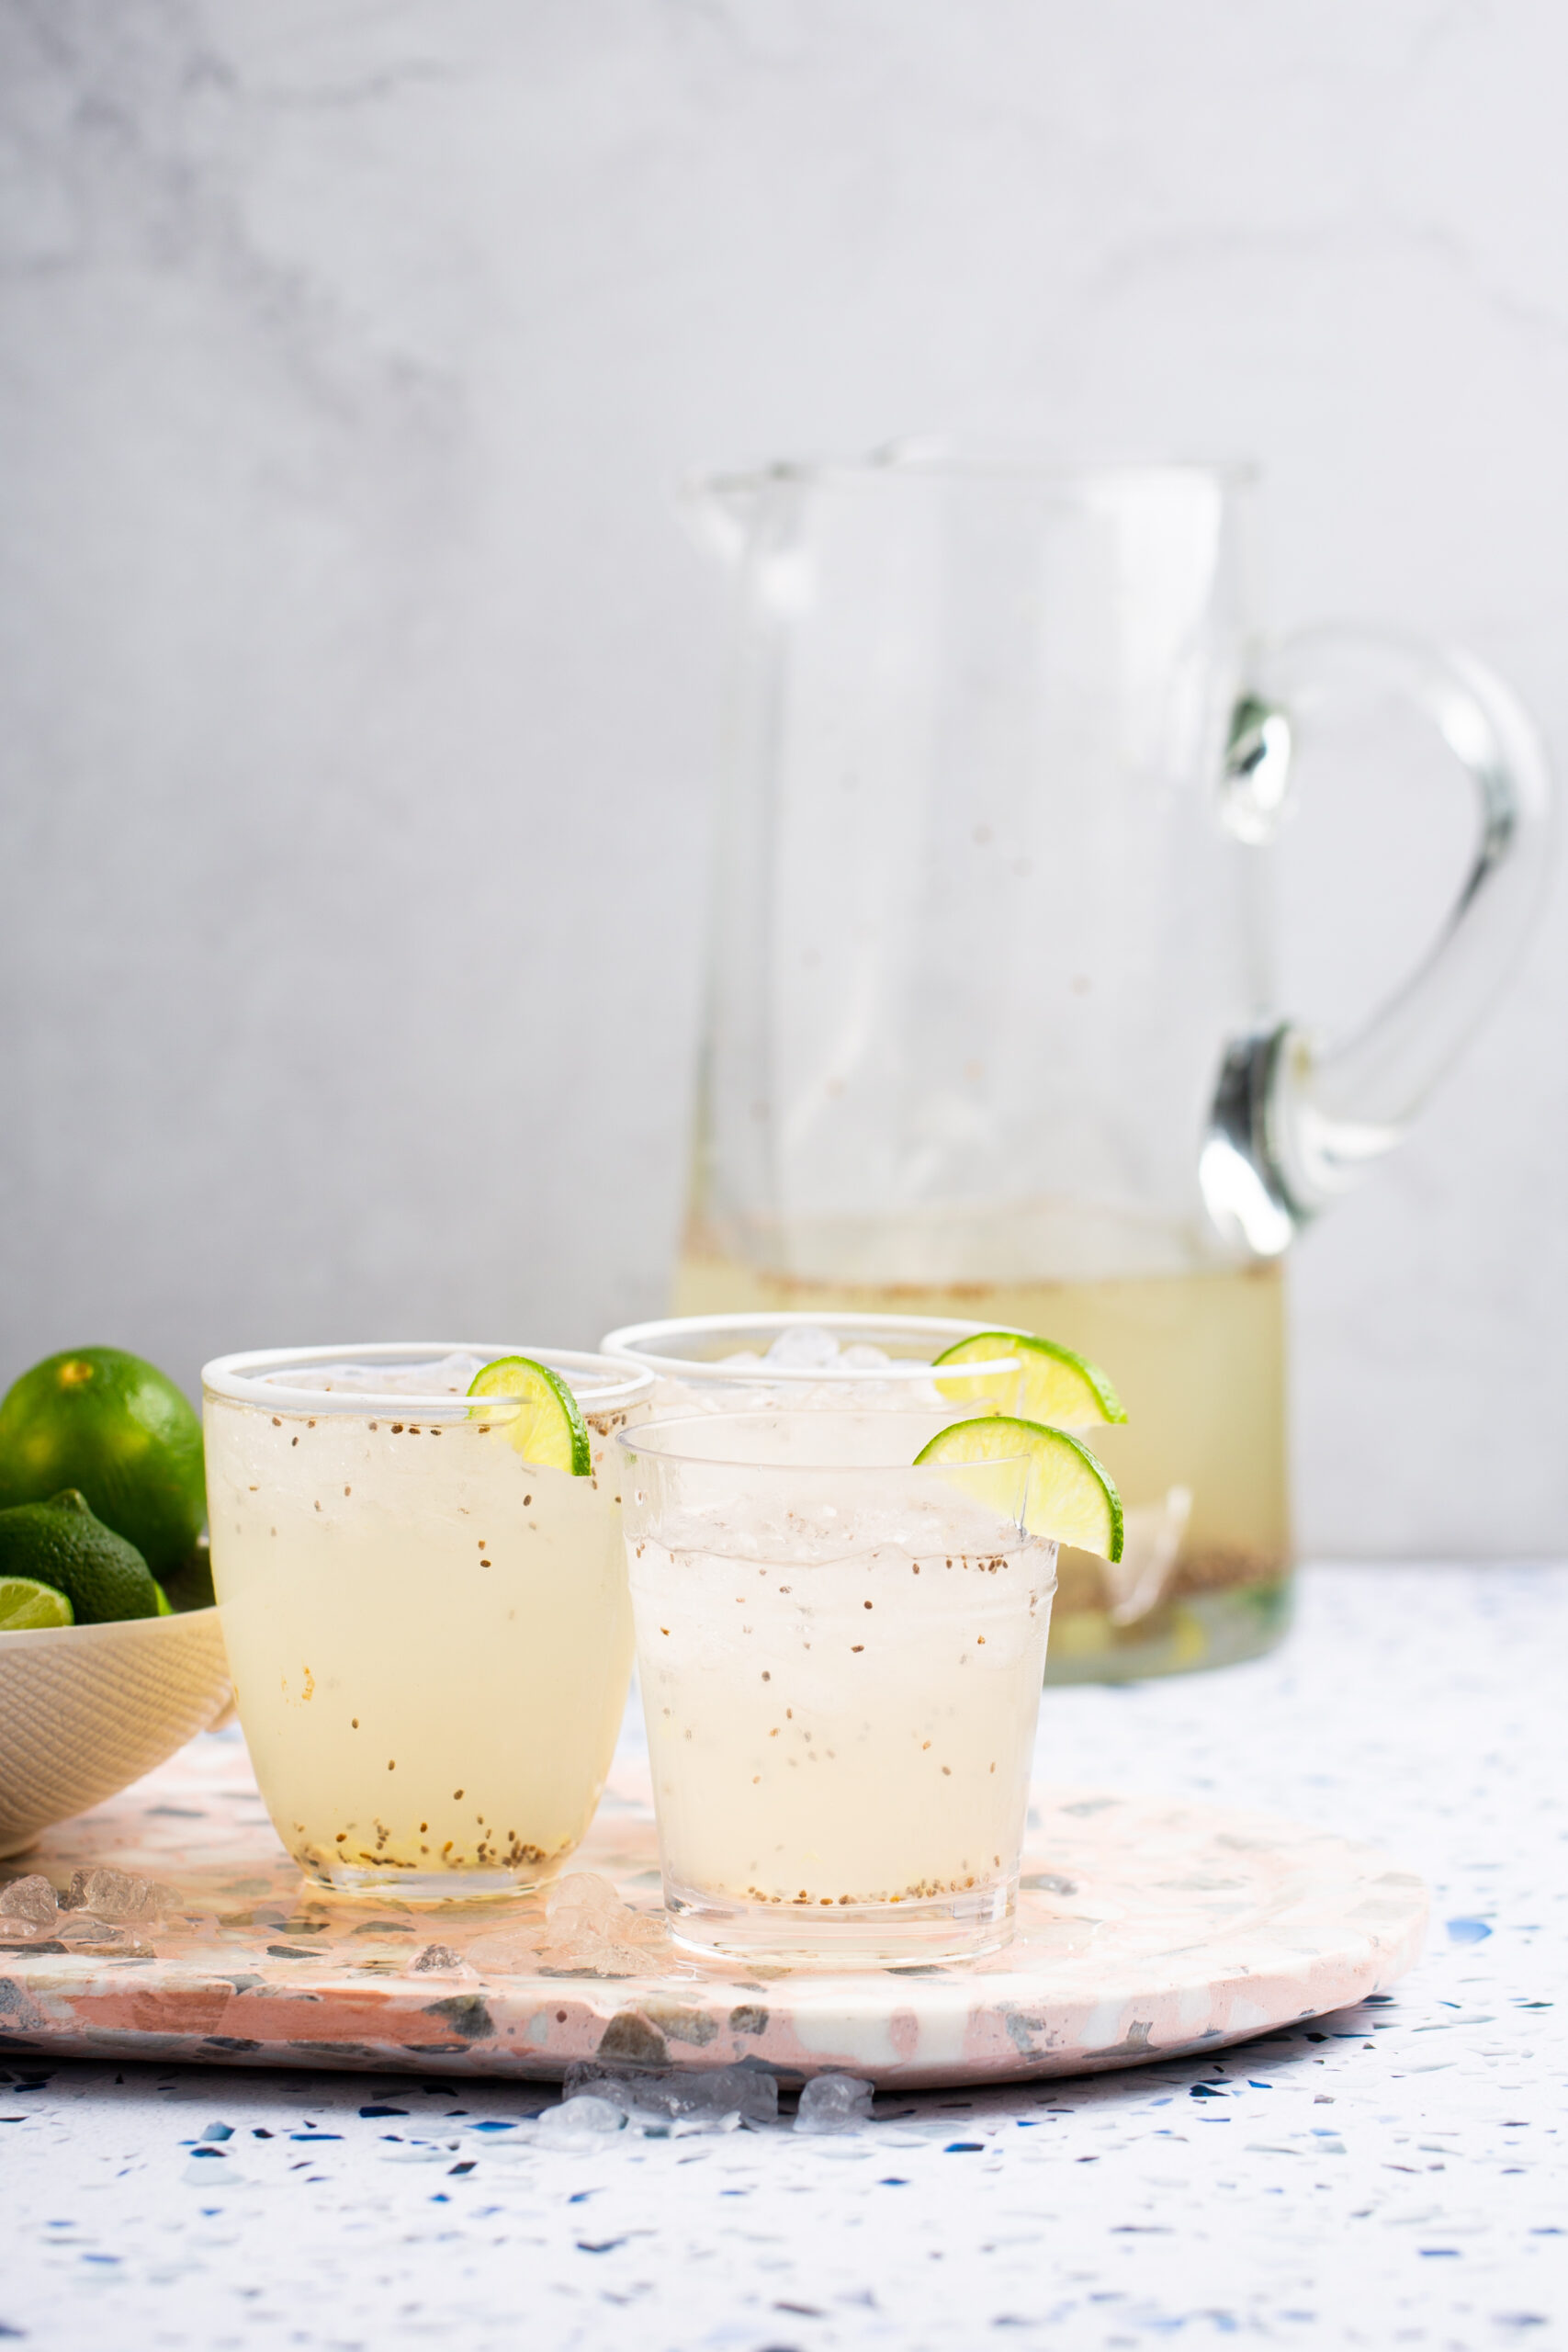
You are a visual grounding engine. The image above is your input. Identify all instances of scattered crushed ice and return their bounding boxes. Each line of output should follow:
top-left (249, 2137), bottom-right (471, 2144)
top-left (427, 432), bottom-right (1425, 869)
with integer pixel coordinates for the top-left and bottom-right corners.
top-left (532, 2094), bottom-right (626, 2142)
top-left (54, 1915), bottom-right (155, 1956)
top-left (58, 1914), bottom-right (130, 1945)
top-left (0, 1876), bottom-right (59, 1928)
top-left (538, 1872), bottom-right (669, 1976)
top-left (794, 2072), bottom-right (874, 2134)
top-left (466, 1872), bottom-right (669, 1979)
top-left (563, 2060), bottom-right (778, 2133)
top-left (463, 1923), bottom-right (543, 1975)
top-left (0, 1862), bottom-right (181, 1955)
top-left (62, 1867), bottom-right (177, 1920)
top-left (406, 1943), bottom-right (468, 1975)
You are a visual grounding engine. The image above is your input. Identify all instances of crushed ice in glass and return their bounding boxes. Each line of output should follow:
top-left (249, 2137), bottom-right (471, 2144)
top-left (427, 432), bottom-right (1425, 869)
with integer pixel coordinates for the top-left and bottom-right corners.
top-left (794, 2072), bottom-right (874, 2133)
top-left (764, 1325), bottom-right (847, 1371)
top-left (268, 1353), bottom-right (491, 1397)
top-left (718, 1329), bottom-right (899, 1372)
top-left (255, 1352), bottom-right (625, 1406)
top-left (702, 1326), bottom-right (970, 1407)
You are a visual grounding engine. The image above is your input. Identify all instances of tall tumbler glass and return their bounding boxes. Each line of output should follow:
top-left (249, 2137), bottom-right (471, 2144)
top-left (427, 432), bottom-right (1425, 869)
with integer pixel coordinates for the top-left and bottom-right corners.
top-left (203, 1344), bottom-right (652, 1900)
top-left (619, 1410), bottom-right (1055, 1965)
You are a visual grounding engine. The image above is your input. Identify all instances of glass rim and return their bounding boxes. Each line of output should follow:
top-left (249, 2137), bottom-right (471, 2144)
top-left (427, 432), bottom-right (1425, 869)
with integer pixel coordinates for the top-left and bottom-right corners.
top-left (615, 1408), bottom-right (1031, 1475)
top-left (200, 1342), bottom-right (655, 1419)
top-left (599, 1311), bottom-right (1023, 1385)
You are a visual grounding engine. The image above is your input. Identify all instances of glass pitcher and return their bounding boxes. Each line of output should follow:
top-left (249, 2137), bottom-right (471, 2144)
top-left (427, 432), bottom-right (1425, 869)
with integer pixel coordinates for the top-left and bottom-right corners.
top-left (674, 448), bottom-right (1551, 1681)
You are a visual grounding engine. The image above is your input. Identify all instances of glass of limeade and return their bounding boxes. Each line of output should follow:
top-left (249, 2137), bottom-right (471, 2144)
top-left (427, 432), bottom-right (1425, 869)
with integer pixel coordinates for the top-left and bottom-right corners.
top-left (202, 1344), bottom-right (653, 1900)
top-left (618, 1410), bottom-right (1056, 1965)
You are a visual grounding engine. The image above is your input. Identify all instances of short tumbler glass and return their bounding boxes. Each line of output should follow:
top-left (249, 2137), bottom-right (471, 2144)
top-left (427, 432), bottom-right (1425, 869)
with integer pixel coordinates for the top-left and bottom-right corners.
top-left (619, 1411), bottom-right (1057, 1965)
top-left (203, 1343), bottom-right (653, 1900)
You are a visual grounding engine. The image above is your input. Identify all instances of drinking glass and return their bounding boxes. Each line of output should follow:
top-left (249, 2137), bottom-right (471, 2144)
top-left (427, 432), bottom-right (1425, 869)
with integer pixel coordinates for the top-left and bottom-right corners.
top-left (619, 1410), bottom-right (1054, 1965)
top-left (203, 1343), bottom-right (652, 1899)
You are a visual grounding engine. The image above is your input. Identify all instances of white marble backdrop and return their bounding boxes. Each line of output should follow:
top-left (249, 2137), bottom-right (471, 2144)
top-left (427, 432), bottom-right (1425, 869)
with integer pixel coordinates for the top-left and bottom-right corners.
top-left (1, 1), bottom-right (1563, 1556)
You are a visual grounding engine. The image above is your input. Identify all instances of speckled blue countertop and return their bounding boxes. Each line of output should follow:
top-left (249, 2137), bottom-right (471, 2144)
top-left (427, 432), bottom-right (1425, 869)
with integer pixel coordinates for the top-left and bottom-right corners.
top-left (3, 1565), bottom-right (1562, 2351)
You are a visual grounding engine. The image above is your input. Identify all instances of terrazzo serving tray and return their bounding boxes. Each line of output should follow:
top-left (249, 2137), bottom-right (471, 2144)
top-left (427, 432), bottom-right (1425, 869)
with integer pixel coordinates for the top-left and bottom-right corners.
top-left (0, 1733), bottom-right (1426, 2089)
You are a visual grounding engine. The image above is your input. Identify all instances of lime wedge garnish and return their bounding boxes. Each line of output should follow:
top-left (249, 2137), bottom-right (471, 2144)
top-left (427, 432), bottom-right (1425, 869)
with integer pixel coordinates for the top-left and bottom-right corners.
top-left (931, 1331), bottom-right (1126, 1427)
top-left (916, 1416), bottom-right (1124, 1562)
top-left (0, 1575), bottom-right (74, 1631)
top-left (466, 1356), bottom-right (592, 1475)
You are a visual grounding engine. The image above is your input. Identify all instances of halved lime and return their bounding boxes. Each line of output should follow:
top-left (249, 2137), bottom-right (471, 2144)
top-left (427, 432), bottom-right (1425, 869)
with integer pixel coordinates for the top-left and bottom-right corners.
top-left (466, 1357), bottom-right (592, 1476)
top-left (0, 1576), bottom-right (74, 1632)
top-left (916, 1416), bottom-right (1124, 1562)
top-left (931, 1330), bottom-right (1126, 1427)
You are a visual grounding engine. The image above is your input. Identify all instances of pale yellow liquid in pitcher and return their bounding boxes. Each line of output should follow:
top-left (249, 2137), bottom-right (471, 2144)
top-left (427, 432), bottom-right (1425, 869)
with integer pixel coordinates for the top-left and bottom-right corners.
top-left (673, 1246), bottom-right (1291, 1680)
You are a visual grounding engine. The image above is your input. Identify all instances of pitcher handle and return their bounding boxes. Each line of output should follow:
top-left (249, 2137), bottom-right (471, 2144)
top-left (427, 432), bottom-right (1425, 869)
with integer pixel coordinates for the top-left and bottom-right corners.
top-left (1203, 628), bottom-right (1553, 1254)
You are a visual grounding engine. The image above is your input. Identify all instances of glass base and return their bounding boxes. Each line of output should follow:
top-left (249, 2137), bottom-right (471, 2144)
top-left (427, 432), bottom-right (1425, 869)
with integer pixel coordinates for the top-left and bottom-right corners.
top-left (665, 1871), bottom-right (1016, 1969)
top-left (299, 1861), bottom-right (544, 1904)
top-left (1044, 1575), bottom-right (1293, 1685)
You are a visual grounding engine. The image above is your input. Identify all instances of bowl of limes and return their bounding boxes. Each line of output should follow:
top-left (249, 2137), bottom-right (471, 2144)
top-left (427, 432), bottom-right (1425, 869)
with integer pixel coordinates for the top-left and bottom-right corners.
top-left (0, 1347), bottom-right (231, 1857)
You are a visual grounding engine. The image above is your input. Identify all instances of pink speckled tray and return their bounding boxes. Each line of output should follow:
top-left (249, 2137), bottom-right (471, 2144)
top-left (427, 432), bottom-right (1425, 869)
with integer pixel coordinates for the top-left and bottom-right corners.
top-left (0, 1735), bottom-right (1426, 2088)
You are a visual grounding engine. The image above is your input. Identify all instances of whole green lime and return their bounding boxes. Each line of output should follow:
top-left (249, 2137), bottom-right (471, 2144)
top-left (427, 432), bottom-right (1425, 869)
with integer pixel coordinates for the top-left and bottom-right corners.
top-left (0, 1489), bottom-right (163, 1623)
top-left (0, 1348), bottom-right (205, 1578)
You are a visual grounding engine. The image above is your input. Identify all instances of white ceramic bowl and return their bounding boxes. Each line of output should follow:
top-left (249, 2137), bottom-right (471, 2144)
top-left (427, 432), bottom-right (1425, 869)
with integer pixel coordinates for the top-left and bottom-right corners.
top-left (0, 1608), bottom-right (232, 1858)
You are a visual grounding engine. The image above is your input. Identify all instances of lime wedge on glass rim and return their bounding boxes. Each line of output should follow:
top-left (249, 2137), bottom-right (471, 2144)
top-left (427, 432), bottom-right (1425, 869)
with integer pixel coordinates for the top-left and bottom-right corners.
top-left (466, 1357), bottom-right (592, 1476)
top-left (0, 1575), bottom-right (75, 1632)
top-left (931, 1330), bottom-right (1126, 1427)
top-left (916, 1416), bottom-right (1124, 1563)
